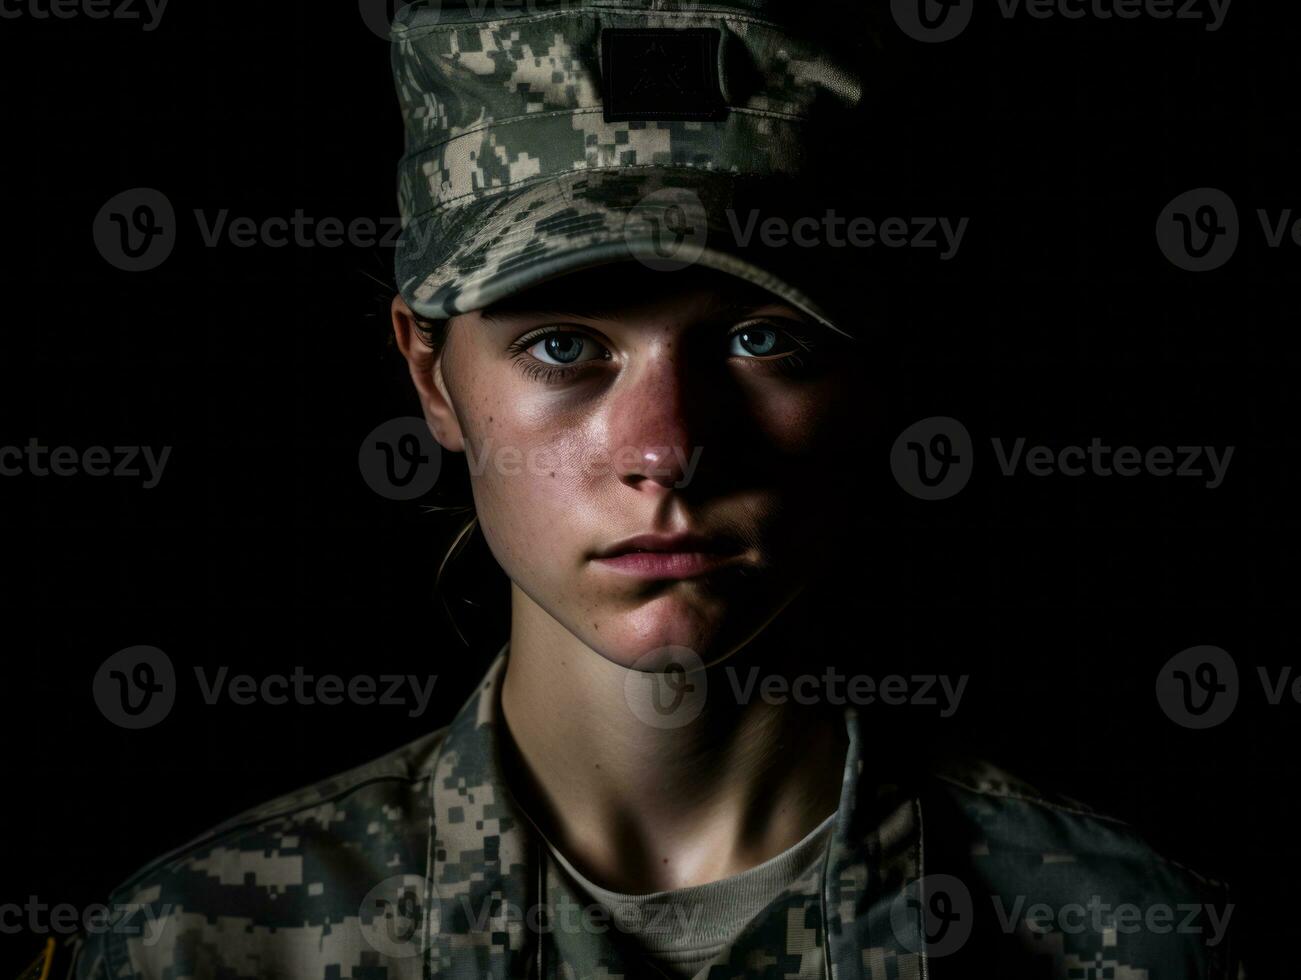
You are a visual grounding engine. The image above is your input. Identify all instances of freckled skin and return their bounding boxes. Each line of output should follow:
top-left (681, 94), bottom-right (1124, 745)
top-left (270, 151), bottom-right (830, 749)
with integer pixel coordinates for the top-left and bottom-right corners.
top-left (393, 265), bottom-right (858, 671)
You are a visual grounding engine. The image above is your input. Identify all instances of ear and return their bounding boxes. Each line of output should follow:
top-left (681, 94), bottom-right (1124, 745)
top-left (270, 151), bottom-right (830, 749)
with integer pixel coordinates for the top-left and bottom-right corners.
top-left (391, 295), bottom-right (466, 453)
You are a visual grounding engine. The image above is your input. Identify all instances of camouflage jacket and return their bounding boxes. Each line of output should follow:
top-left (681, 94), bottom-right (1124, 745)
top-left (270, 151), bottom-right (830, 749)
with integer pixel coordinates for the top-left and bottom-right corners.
top-left (73, 649), bottom-right (1244, 979)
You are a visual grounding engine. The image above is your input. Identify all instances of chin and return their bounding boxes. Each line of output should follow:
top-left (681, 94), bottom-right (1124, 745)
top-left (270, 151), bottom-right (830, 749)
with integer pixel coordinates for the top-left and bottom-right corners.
top-left (581, 588), bottom-right (790, 671)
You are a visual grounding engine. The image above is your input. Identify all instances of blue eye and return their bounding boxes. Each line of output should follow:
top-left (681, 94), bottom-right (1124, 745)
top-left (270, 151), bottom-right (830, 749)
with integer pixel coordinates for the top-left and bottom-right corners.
top-left (527, 332), bottom-right (601, 365)
top-left (729, 323), bottom-right (798, 358)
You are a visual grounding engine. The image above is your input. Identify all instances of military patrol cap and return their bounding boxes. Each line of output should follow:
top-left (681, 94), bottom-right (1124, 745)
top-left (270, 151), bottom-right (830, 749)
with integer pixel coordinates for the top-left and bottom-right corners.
top-left (390, 0), bottom-right (884, 337)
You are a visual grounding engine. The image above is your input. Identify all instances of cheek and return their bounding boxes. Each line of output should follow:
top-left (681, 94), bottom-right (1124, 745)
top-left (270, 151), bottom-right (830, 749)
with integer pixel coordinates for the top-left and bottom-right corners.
top-left (753, 377), bottom-right (854, 467)
top-left (752, 379), bottom-right (859, 531)
top-left (460, 410), bottom-right (596, 578)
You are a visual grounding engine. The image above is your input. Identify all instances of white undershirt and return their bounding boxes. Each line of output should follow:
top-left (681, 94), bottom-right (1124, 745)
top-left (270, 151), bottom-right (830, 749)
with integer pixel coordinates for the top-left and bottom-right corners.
top-left (542, 812), bottom-right (837, 979)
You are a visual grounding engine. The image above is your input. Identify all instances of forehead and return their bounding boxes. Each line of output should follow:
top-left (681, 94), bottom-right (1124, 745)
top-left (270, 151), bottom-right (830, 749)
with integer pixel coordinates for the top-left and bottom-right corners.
top-left (477, 263), bottom-right (799, 325)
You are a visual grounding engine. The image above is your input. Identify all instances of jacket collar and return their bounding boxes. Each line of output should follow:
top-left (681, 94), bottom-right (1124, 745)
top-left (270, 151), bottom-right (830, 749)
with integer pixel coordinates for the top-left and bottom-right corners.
top-left (428, 646), bottom-right (928, 979)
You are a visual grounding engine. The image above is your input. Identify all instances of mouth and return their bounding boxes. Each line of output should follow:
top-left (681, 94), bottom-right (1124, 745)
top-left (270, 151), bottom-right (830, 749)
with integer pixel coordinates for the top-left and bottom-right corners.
top-left (591, 532), bottom-right (746, 580)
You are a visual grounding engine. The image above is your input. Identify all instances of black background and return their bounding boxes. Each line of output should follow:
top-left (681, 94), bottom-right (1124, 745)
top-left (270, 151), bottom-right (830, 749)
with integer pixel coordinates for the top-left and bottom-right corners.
top-left (1, 1), bottom-right (1296, 976)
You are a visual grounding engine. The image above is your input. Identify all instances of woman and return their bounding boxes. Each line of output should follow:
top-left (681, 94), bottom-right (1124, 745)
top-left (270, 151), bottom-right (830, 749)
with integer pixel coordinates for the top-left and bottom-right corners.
top-left (72, 1), bottom-right (1242, 977)
top-left (390, 259), bottom-right (864, 977)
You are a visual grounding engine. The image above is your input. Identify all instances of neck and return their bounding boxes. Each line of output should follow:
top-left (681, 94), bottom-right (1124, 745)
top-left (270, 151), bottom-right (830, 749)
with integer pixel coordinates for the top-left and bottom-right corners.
top-left (498, 586), bottom-right (847, 894)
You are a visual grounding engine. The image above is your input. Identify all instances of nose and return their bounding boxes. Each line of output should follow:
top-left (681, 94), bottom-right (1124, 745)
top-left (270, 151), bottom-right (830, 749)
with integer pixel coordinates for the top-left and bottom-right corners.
top-left (607, 350), bottom-right (698, 491)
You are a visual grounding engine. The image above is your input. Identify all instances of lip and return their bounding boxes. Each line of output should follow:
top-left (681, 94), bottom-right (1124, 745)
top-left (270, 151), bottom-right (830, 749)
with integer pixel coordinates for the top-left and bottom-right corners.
top-left (591, 532), bottom-right (744, 580)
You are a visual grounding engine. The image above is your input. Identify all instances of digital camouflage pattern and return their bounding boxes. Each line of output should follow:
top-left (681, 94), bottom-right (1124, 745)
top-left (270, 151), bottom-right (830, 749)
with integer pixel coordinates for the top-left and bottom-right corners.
top-left (70, 646), bottom-right (1244, 979)
top-left (390, 0), bottom-right (880, 334)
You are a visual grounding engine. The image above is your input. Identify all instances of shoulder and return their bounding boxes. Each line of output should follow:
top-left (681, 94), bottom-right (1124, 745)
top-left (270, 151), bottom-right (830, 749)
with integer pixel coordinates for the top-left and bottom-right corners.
top-left (73, 726), bottom-right (449, 980)
top-left (927, 755), bottom-right (1226, 886)
top-left (114, 723), bottom-right (449, 894)
top-left (920, 757), bottom-right (1243, 979)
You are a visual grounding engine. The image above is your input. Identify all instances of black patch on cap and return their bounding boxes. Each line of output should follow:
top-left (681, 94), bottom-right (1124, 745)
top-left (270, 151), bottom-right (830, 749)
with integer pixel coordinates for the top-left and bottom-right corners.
top-left (602, 28), bottom-right (727, 122)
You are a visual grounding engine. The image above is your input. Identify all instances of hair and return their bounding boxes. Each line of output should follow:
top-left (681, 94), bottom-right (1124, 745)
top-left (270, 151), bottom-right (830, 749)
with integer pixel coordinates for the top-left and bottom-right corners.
top-left (408, 314), bottom-right (447, 354)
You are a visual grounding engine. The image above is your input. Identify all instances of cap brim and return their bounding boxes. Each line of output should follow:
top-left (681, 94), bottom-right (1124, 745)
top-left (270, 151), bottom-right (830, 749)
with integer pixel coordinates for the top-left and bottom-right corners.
top-left (396, 168), bottom-right (856, 339)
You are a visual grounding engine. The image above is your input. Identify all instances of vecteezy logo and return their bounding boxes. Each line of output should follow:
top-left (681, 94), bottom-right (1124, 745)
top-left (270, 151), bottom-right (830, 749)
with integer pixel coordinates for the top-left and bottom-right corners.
top-left (890, 0), bottom-right (974, 42)
top-left (889, 874), bottom-right (973, 957)
top-left (1156, 645), bottom-right (1239, 729)
top-left (359, 0), bottom-right (418, 40)
top-left (1155, 188), bottom-right (1239, 272)
top-left (625, 188), bottom-right (709, 273)
top-left (359, 875), bottom-right (425, 962)
top-left (358, 417), bottom-right (443, 501)
top-left (623, 646), bottom-right (707, 729)
top-left (93, 188), bottom-right (177, 272)
top-left (890, 417), bottom-right (974, 501)
top-left (93, 645), bottom-right (177, 729)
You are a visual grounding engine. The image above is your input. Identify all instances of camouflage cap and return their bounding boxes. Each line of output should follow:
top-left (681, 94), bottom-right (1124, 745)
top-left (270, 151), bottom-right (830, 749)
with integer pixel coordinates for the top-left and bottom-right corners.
top-left (390, 0), bottom-right (883, 336)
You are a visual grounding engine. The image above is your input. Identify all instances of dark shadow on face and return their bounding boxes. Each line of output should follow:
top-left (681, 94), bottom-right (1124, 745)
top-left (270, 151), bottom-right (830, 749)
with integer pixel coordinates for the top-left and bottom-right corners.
top-left (430, 260), bottom-right (875, 669)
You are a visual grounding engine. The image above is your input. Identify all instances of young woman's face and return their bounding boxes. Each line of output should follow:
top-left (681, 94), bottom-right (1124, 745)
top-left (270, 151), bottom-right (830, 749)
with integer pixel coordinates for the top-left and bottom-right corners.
top-left (407, 264), bottom-right (859, 669)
